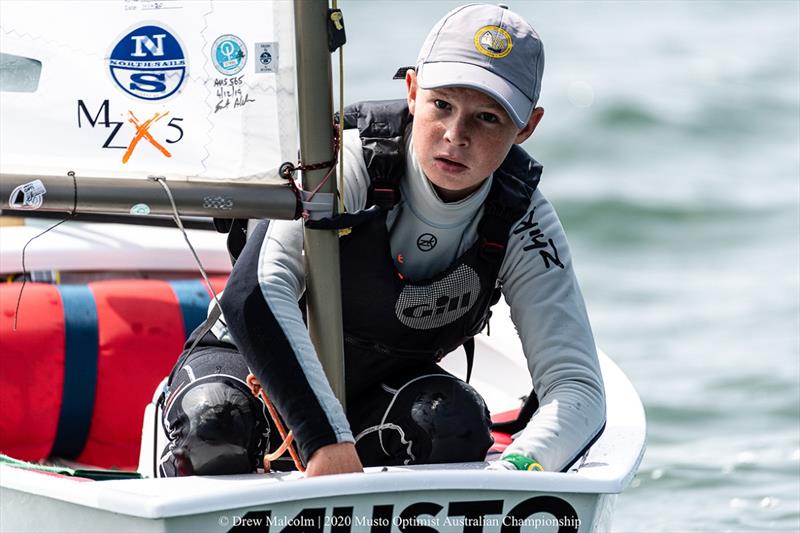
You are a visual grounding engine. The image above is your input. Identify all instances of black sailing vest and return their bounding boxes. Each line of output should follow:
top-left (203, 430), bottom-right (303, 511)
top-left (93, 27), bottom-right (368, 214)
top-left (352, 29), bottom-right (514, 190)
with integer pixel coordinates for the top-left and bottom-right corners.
top-left (335, 100), bottom-right (542, 396)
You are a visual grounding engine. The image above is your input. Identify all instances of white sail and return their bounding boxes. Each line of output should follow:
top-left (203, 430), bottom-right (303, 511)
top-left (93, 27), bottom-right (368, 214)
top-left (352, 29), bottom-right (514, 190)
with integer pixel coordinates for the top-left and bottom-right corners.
top-left (0, 0), bottom-right (298, 184)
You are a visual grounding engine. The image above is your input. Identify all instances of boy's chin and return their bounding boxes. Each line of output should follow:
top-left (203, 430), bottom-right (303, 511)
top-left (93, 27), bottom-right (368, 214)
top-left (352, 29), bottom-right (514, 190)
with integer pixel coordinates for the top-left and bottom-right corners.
top-left (428, 177), bottom-right (483, 203)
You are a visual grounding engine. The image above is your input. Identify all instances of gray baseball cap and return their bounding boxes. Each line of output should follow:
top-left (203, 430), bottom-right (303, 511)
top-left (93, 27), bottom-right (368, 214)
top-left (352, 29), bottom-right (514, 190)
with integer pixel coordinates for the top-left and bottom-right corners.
top-left (415, 3), bottom-right (544, 128)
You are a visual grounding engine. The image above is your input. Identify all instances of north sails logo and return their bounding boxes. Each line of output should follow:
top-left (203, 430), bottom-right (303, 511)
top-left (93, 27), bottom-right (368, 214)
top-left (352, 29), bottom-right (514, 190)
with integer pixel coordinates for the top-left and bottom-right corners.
top-left (108, 24), bottom-right (187, 101)
top-left (396, 264), bottom-right (481, 330)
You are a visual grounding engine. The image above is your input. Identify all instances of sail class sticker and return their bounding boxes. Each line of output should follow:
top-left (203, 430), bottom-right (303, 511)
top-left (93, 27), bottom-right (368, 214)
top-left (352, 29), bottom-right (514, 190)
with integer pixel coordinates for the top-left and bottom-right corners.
top-left (108, 24), bottom-right (187, 101)
top-left (212, 34), bottom-right (246, 76)
top-left (255, 42), bottom-right (277, 74)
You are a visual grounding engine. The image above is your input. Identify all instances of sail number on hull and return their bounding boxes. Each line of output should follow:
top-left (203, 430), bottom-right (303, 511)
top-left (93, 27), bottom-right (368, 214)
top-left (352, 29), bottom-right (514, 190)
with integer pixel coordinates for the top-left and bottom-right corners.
top-left (224, 495), bottom-right (581, 532)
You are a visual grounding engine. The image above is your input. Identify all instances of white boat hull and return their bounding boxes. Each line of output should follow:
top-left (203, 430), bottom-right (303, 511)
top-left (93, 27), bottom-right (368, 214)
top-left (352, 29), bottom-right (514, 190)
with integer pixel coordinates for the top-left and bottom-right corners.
top-left (1, 349), bottom-right (643, 533)
top-left (1, 469), bottom-right (617, 532)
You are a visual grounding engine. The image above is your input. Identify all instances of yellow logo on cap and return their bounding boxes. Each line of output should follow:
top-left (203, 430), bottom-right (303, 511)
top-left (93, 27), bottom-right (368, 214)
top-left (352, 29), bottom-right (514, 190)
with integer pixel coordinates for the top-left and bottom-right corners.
top-left (474, 26), bottom-right (513, 59)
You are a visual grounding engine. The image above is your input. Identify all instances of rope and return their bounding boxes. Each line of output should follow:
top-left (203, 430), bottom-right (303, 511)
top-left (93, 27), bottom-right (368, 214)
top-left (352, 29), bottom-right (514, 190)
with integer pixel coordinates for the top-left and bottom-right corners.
top-left (246, 374), bottom-right (305, 472)
top-left (264, 431), bottom-right (295, 462)
top-left (279, 125), bottom-right (341, 221)
top-left (13, 171), bottom-right (77, 331)
top-left (151, 177), bottom-right (222, 312)
top-left (303, 165), bottom-right (336, 207)
top-left (333, 0), bottom-right (346, 215)
top-left (279, 131), bottom-right (339, 178)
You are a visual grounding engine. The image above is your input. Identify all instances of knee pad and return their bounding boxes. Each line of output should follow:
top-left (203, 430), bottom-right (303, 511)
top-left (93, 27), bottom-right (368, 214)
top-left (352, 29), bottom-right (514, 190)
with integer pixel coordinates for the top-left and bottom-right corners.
top-left (359, 374), bottom-right (493, 466)
top-left (159, 376), bottom-right (269, 476)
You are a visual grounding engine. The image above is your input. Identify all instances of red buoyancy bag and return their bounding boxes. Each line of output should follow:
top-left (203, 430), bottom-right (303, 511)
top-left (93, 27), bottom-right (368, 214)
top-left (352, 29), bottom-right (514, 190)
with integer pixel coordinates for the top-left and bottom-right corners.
top-left (489, 409), bottom-right (518, 454)
top-left (0, 277), bottom-right (226, 469)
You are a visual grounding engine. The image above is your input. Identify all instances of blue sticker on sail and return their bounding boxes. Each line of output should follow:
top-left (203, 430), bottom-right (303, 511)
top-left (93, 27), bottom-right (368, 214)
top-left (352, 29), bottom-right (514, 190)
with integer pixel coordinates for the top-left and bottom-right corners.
top-left (108, 24), bottom-right (187, 101)
top-left (212, 35), bottom-right (246, 76)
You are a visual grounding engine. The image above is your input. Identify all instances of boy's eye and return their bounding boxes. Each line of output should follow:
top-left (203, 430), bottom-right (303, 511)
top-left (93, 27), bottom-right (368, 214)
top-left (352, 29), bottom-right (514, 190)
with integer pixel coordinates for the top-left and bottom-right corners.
top-left (433, 99), bottom-right (450, 110)
top-left (478, 112), bottom-right (499, 123)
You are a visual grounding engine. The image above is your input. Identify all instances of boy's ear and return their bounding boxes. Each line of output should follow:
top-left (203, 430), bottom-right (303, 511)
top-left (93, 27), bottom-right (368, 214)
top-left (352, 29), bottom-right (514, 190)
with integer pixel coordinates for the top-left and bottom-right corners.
top-left (514, 107), bottom-right (544, 144)
top-left (406, 69), bottom-right (418, 115)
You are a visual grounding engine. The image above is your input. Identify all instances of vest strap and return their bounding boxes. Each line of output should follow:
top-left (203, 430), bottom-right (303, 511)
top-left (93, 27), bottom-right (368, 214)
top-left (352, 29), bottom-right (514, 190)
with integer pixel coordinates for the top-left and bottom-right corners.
top-left (463, 338), bottom-right (475, 384)
top-left (165, 303), bottom-right (223, 393)
top-left (304, 205), bottom-right (383, 230)
top-left (344, 334), bottom-right (445, 362)
top-left (341, 100), bottom-right (410, 210)
top-left (490, 391), bottom-right (540, 435)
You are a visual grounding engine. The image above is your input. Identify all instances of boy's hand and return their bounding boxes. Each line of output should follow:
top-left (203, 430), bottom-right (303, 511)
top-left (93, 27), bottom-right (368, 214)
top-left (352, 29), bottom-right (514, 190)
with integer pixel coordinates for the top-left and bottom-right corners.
top-left (485, 459), bottom-right (517, 471)
top-left (304, 442), bottom-right (363, 477)
top-left (486, 454), bottom-right (544, 471)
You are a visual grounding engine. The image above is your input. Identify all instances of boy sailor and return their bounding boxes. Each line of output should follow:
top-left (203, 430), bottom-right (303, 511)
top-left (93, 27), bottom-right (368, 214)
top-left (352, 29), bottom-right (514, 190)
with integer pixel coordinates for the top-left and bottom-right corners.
top-left (160, 3), bottom-right (605, 478)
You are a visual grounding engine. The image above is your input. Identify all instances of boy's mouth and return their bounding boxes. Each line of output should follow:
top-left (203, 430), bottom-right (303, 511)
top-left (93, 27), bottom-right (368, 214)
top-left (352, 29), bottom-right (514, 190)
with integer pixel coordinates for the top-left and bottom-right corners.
top-left (434, 156), bottom-right (467, 172)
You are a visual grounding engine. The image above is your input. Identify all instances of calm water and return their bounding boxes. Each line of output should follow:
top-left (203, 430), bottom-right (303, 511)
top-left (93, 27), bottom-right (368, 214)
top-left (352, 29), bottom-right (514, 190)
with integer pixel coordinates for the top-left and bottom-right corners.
top-left (339, 1), bottom-right (800, 531)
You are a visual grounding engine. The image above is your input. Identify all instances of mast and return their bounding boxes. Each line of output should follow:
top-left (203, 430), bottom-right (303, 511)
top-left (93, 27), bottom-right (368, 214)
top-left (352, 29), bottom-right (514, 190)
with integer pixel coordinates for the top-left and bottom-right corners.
top-left (293, 0), bottom-right (346, 405)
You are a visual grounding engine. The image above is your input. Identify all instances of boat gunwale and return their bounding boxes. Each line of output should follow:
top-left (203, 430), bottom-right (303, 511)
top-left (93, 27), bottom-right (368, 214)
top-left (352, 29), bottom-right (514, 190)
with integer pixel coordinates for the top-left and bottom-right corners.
top-left (0, 462), bottom-right (632, 520)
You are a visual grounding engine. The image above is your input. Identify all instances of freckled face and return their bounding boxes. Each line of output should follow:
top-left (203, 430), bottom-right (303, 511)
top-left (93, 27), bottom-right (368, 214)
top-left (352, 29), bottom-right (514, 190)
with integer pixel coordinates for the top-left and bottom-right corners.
top-left (407, 70), bottom-right (538, 202)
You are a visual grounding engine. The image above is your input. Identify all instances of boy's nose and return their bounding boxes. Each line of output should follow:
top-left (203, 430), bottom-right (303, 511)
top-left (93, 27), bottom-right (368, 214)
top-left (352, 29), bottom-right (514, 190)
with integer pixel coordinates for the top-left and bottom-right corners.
top-left (443, 116), bottom-right (469, 146)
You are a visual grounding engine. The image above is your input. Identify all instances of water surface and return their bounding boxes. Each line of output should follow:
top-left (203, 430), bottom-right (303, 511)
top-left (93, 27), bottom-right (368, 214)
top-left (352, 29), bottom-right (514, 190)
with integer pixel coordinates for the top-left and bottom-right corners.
top-left (340, 1), bottom-right (800, 531)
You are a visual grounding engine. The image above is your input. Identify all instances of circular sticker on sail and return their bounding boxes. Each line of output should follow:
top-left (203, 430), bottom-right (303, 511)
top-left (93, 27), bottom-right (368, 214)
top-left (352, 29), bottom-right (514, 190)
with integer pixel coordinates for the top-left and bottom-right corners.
top-left (108, 24), bottom-right (187, 101)
top-left (474, 25), bottom-right (513, 59)
top-left (211, 34), bottom-right (246, 76)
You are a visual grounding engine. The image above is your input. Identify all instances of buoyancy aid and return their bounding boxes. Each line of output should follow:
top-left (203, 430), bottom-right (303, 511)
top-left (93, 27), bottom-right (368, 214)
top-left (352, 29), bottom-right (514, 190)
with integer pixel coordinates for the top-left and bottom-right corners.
top-left (0, 277), bottom-right (226, 468)
top-left (334, 100), bottom-right (542, 396)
